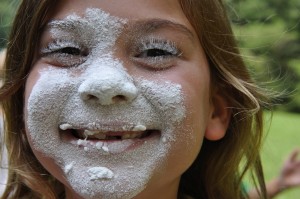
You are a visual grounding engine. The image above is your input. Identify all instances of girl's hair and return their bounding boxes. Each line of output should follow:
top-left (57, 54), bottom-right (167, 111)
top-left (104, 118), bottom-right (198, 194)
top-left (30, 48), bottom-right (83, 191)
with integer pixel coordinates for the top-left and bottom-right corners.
top-left (0, 0), bottom-right (269, 198)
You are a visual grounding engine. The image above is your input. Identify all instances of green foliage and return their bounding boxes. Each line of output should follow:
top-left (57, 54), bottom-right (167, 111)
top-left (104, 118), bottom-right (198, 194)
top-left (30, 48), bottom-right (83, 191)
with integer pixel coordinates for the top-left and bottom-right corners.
top-left (0, 0), bottom-right (17, 49)
top-left (225, 0), bottom-right (300, 113)
top-left (226, 0), bottom-right (300, 27)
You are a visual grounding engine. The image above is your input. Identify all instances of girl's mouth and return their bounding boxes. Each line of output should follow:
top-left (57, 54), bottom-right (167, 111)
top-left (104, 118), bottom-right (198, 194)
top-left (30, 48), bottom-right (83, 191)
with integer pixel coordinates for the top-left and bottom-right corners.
top-left (71, 129), bottom-right (159, 141)
top-left (58, 123), bottom-right (161, 153)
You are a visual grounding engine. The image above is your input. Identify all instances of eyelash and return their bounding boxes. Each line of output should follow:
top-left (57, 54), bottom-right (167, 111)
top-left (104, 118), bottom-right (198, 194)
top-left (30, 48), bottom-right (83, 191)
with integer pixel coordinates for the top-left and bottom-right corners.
top-left (138, 38), bottom-right (181, 57)
top-left (133, 38), bottom-right (182, 69)
top-left (41, 39), bottom-right (88, 67)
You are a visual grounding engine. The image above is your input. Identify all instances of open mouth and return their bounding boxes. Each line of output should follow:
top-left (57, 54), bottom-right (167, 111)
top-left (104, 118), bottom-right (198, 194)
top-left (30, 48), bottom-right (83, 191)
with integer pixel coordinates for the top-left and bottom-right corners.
top-left (59, 123), bottom-right (160, 141)
top-left (72, 129), bottom-right (158, 140)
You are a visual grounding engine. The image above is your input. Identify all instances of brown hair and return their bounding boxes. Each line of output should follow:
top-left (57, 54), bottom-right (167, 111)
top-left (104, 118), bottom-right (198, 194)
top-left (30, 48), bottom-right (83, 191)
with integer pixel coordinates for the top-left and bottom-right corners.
top-left (178, 1), bottom-right (268, 198)
top-left (1, 1), bottom-right (61, 198)
top-left (0, 0), bottom-right (268, 198)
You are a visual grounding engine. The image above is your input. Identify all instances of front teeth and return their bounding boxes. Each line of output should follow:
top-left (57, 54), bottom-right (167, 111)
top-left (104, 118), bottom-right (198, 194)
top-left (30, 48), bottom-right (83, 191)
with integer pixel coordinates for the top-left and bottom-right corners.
top-left (83, 130), bottom-right (144, 140)
top-left (94, 133), bottom-right (107, 140)
top-left (121, 132), bottom-right (143, 139)
top-left (84, 130), bottom-right (104, 137)
top-left (121, 133), bottom-right (132, 139)
top-left (59, 123), bottom-right (148, 140)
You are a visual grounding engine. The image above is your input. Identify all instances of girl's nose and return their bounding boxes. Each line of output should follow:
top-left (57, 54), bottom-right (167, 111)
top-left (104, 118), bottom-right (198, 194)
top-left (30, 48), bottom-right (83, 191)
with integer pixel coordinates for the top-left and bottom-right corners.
top-left (78, 72), bottom-right (138, 105)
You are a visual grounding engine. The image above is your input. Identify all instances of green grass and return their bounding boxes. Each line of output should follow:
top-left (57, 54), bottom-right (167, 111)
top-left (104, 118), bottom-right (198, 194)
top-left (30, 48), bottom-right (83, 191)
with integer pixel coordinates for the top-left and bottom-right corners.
top-left (261, 111), bottom-right (300, 199)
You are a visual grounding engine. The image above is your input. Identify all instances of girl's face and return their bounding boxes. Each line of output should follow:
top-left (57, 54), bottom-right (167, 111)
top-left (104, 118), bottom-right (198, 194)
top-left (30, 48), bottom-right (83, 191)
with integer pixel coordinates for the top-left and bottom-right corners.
top-left (24, 0), bottom-right (229, 198)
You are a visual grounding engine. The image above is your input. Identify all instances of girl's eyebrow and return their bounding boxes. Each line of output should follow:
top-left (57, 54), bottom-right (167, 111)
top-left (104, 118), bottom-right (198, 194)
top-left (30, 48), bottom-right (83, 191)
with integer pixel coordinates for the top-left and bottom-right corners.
top-left (126, 18), bottom-right (196, 42)
top-left (45, 19), bottom-right (86, 32)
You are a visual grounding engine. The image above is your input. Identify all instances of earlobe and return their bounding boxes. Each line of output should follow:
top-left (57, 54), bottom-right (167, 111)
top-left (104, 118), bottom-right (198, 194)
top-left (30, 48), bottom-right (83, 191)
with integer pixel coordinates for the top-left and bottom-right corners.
top-left (205, 93), bottom-right (231, 141)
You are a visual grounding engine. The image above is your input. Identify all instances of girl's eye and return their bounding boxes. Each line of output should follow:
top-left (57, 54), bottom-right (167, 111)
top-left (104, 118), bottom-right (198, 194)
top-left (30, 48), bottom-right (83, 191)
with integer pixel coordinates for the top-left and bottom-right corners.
top-left (133, 38), bottom-right (182, 70)
top-left (54, 47), bottom-right (81, 56)
top-left (140, 48), bottom-right (174, 58)
top-left (41, 40), bottom-right (88, 67)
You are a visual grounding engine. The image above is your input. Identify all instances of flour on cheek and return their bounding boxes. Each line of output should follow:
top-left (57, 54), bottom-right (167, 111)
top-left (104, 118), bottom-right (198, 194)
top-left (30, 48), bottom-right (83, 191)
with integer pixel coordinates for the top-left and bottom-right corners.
top-left (26, 8), bottom-right (188, 199)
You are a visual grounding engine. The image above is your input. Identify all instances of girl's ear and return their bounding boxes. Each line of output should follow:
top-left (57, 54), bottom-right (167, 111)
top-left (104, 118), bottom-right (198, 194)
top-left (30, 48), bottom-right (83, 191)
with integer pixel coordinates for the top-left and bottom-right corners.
top-left (205, 93), bottom-right (231, 141)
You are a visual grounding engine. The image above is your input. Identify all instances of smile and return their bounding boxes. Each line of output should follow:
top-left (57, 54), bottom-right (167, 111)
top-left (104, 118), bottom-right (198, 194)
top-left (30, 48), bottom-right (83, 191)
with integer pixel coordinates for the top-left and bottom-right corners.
top-left (77, 129), bottom-right (157, 140)
top-left (59, 123), bottom-right (161, 142)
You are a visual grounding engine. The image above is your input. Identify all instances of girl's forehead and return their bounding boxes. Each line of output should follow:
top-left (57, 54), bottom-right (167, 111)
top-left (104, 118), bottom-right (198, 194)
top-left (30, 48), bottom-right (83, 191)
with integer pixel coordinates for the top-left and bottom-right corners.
top-left (46, 12), bottom-right (196, 43)
top-left (49, 0), bottom-right (196, 35)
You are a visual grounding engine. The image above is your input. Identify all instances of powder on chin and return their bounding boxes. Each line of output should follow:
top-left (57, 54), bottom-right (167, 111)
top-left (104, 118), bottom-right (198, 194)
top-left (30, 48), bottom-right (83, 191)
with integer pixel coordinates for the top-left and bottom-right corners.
top-left (88, 167), bottom-right (114, 180)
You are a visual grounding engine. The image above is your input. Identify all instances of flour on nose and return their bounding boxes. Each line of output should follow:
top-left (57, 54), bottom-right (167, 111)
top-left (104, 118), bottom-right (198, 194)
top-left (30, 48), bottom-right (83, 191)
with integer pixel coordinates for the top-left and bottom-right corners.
top-left (78, 57), bottom-right (138, 105)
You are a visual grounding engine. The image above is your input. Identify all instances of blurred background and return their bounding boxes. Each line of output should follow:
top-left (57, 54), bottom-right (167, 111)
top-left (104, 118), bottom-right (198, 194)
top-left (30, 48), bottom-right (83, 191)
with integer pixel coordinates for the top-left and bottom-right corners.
top-left (0, 0), bottom-right (300, 198)
top-left (225, 1), bottom-right (300, 198)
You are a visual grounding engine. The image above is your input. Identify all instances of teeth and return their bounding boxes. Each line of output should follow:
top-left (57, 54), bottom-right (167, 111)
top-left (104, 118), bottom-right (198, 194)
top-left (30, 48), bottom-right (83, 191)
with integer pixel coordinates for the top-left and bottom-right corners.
top-left (80, 130), bottom-right (146, 140)
top-left (121, 134), bottom-right (131, 139)
top-left (94, 134), bottom-right (107, 139)
top-left (84, 130), bottom-right (106, 136)
top-left (120, 132), bottom-right (144, 139)
top-left (73, 128), bottom-right (150, 140)
top-left (131, 132), bottom-right (139, 139)
top-left (127, 133), bottom-right (134, 139)
top-left (84, 130), bottom-right (107, 139)
top-left (84, 130), bottom-right (98, 136)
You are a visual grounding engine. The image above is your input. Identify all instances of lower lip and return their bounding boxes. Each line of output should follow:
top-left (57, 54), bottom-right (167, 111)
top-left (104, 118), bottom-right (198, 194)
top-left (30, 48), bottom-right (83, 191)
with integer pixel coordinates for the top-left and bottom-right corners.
top-left (60, 130), bottom-right (160, 154)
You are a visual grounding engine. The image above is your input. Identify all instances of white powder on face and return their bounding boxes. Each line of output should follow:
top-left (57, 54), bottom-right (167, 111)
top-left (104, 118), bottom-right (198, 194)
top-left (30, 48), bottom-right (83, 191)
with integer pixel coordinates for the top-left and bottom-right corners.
top-left (88, 167), bottom-right (114, 180)
top-left (161, 136), bottom-right (167, 143)
top-left (102, 145), bottom-right (109, 153)
top-left (59, 123), bottom-right (73, 130)
top-left (64, 162), bottom-right (75, 174)
top-left (26, 8), bottom-right (189, 199)
top-left (77, 139), bottom-right (88, 147)
top-left (132, 124), bottom-right (147, 131)
top-left (95, 142), bottom-right (103, 150)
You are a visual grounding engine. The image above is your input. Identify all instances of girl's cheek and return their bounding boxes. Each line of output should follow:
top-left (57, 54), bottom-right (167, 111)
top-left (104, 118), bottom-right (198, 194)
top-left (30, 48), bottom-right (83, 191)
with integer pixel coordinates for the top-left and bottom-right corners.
top-left (24, 67), bottom-right (41, 121)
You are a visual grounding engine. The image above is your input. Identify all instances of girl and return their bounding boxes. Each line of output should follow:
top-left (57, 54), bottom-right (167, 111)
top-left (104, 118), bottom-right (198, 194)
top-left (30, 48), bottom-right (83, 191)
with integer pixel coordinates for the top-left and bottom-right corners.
top-left (0, 0), bottom-right (270, 198)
